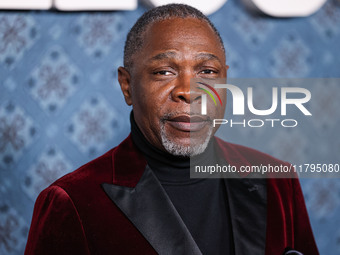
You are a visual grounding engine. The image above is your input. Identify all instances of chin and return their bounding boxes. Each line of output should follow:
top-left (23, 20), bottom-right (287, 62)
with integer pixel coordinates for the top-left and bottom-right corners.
top-left (160, 125), bottom-right (213, 157)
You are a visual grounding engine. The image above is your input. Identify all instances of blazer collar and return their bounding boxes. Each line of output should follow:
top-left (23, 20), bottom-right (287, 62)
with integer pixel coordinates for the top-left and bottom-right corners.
top-left (104, 134), bottom-right (267, 255)
top-left (105, 135), bottom-right (201, 254)
top-left (215, 137), bottom-right (267, 255)
top-left (103, 166), bottom-right (202, 255)
top-left (223, 178), bottom-right (267, 255)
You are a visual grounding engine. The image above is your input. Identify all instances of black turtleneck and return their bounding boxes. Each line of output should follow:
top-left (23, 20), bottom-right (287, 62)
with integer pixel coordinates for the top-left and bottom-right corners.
top-left (130, 113), bottom-right (234, 255)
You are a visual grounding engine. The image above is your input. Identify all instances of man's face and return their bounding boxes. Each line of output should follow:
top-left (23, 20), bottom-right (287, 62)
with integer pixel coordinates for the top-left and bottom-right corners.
top-left (119, 17), bottom-right (227, 156)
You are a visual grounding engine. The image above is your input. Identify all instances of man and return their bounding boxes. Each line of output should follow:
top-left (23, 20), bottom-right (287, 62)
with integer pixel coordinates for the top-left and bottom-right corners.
top-left (25, 4), bottom-right (318, 255)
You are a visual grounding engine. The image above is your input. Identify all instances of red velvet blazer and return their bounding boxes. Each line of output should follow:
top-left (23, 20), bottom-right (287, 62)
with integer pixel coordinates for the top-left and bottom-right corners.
top-left (25, 135), bottom-right (319, 255)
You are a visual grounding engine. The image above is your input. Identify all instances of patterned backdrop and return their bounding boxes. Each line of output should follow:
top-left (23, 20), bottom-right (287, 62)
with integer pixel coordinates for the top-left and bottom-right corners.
top-left (0, 0), bottom-right (340, 254)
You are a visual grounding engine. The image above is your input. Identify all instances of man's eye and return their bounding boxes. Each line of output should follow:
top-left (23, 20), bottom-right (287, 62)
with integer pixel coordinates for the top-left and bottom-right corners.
top-left (153, 70), bottom-right (173, 75)
top-left (200, 69), bottom-right (217, 74)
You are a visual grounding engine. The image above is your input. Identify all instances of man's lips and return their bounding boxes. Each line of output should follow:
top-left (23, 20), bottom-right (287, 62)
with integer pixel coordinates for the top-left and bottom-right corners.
top-left (166, 115), bottom-right (209, 132)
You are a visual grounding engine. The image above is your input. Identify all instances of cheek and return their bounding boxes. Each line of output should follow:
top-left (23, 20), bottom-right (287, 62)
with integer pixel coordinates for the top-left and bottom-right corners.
top-left (207, 89), bottom-right (226, 118)
top-left (132, 84), bottom-right (154, 109)
top-left (132, 84), bottom-right (168, 127)
top-left (218, 91), bottom-right (227, 118)
top-left (141, 85), bottom-right (172, 114)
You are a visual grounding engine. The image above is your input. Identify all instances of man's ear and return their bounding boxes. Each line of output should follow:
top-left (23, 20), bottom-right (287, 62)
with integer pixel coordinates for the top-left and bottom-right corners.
top-left (118, 66), bottom-right (133, 106)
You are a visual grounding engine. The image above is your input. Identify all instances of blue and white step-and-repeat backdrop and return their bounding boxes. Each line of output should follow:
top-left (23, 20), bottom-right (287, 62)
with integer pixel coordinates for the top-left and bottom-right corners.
top-left (0, 0), bottom-right (340, 254)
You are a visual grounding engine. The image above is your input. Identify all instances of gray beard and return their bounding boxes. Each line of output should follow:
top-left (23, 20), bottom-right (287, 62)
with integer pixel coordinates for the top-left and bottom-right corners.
top-left (160, 122), bottom-right (213, 157)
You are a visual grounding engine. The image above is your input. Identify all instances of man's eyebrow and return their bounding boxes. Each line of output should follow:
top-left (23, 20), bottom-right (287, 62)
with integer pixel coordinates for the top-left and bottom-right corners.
top-left (195, 53), bottom-right (222, 63)
top-left (148, 51), bottom-right (223, 64)
top-left (149, 51), bottom-right (178, 62)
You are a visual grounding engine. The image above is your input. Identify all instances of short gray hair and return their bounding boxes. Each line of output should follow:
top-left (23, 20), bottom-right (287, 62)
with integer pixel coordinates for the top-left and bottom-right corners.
top-left (123, 3), bottom-right (225, 71)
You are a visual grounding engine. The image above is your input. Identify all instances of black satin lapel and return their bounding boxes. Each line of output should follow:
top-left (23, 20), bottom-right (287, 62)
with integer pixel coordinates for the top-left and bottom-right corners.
top-left (102, 166), bottom-right (202, 255)
top-left (224, 178), bottom-right (267, 255)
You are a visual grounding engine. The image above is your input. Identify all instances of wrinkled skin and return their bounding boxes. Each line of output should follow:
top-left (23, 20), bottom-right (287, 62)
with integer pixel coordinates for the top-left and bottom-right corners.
top-left (118, 17), bottom-right (228, 155)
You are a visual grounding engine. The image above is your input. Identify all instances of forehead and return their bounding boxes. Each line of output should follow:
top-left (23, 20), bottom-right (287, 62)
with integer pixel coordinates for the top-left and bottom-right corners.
top-left (140, 17), bottom-right (225, 61)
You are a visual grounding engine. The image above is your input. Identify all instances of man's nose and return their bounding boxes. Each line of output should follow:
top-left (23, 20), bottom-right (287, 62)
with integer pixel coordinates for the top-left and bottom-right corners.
top-left (171, 72), bottom-right (199, 104)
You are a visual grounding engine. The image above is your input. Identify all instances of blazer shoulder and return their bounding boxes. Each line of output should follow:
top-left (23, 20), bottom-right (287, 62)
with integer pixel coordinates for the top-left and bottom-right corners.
top-left (25, 185), bottom-right (91, 255)
top-left (51, 147), bottom-right (116, 192)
